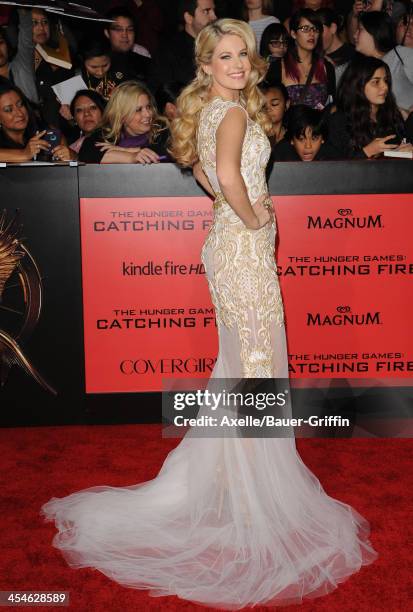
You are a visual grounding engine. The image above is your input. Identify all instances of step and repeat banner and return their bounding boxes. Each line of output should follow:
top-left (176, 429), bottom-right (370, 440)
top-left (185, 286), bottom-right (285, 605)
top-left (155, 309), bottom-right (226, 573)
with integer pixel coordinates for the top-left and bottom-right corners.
top-left (80, 193), bottom-right (413, 393)
top-left (2, 163), bottom-right (412, 425)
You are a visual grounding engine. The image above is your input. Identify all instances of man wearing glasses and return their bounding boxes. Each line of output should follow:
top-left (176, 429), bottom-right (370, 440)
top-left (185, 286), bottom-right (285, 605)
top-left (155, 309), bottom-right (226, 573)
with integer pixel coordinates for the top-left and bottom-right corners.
top-left (104, 7), bottom-right (151, 83)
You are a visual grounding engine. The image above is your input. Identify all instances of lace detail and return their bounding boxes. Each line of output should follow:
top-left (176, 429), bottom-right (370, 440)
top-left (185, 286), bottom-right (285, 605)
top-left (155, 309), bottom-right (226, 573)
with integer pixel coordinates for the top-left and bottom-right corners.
top-left (40, 97), bottom-right (378, 609)
top-left (198, 97), bottom-right (271, 204)
top-left (197, 98), bottom-right (284, 378)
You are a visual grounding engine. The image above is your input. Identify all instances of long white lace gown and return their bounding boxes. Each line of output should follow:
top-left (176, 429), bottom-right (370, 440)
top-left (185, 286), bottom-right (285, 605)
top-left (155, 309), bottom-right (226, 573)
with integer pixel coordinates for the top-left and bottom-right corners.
top-left (40, 97), bottom-right (378, 609)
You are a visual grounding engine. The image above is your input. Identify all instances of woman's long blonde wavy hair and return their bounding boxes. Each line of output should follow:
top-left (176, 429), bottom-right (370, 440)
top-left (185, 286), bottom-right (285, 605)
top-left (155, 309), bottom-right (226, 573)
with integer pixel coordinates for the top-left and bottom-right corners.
top-left (170, 19), bottom-right (271, 168)
top-left (98, 80), bottom-right (167, 144)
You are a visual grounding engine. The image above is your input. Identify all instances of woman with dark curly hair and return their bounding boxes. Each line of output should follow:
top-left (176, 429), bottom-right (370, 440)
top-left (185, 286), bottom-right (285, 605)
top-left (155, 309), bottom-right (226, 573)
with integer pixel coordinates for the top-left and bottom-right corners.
top-left (267, 8), bottom-right (335, 109)
top-left (327, 54), bottom-right (410, 157)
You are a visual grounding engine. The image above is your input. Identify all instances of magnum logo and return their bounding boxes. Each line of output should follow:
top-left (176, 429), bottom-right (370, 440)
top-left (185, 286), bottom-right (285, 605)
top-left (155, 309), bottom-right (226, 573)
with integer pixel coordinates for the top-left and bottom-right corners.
top-left (0, 210), bottom-right (56, 394)
top-left (307, 209), bottom-right (383, 229)
top-left (307, 306), bottom-right (382, 326)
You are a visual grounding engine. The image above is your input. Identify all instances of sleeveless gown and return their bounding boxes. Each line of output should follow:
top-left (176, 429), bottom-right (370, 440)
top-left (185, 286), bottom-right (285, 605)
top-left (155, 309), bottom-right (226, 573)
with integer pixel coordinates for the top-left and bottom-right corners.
top-left (40, 97), bottom-right (378, 609)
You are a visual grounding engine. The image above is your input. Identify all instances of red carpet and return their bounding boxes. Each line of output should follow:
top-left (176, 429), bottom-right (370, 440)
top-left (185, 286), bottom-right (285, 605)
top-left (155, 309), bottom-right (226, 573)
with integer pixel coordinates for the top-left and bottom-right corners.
top-left (0, 425), bottom-right (411, 611)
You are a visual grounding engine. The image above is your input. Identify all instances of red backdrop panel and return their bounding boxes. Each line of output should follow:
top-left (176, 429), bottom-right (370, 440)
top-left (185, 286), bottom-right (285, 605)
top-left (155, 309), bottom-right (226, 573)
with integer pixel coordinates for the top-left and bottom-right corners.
top-left (80, 194), bottom-right (413, 392)
top-left (273, 194), bottom-right (413, 382)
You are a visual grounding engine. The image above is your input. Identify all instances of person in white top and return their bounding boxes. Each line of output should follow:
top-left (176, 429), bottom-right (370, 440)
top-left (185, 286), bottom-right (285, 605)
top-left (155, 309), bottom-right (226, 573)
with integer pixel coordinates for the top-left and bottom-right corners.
top-left (243, 0), bottom-right (280, 49)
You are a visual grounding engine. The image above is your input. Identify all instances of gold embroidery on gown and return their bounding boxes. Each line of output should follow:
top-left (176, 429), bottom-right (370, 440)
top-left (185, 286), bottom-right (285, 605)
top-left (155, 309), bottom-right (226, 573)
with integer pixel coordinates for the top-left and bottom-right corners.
top-left (40, 96), bottom-right (379, 611)
top-left (198, 97), bottom-right (285, 378)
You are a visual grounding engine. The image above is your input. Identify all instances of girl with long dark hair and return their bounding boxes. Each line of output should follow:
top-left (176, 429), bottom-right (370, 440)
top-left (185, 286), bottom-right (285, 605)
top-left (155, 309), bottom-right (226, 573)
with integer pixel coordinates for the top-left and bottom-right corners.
top-left (327, 54), bottom-right (409, 157)
top-left (267, 9), bottom-right (335, 109)
top-left (355, 11), bottom-right (413, 112)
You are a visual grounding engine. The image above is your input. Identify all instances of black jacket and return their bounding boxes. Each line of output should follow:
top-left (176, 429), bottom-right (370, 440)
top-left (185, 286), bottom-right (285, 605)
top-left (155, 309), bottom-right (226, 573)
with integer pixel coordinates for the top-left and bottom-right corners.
top-left (326, 110), bottom-right (406, 159)
top-left (148, 30), bottom-right (195, 93)
top-left (110, 51), bottom-right (151, 83)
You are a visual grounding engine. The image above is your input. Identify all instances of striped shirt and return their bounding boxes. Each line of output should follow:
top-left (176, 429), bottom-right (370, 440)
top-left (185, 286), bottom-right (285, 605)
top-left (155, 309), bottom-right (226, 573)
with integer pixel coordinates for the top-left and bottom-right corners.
top-left (248, 15), bottom-right (280, 50)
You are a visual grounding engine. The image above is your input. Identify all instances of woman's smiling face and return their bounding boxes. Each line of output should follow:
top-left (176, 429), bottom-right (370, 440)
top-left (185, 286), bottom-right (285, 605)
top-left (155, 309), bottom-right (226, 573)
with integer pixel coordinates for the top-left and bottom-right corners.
top-left (203, 34), bottom-right (251, 96)
top-left (123, 94), bottom-right (154, 135)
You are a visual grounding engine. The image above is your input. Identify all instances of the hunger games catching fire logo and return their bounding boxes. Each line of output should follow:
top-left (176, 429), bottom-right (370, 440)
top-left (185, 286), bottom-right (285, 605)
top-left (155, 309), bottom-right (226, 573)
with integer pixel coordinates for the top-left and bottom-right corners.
top-left (0, 210), bottom-right (56, 394)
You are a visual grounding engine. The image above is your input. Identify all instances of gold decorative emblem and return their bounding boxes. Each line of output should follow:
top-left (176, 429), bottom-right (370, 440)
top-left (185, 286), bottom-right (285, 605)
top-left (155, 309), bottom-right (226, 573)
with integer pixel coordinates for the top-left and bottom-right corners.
top-left (0, 210), bottom-right (56, 394)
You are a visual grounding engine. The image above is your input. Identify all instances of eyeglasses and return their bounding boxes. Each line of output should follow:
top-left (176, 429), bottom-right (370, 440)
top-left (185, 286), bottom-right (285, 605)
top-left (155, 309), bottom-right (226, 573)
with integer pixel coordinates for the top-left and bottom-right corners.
top-left (269, 39), bottom-right (288, 47)
top-left (296, 25), bottom-right (319, 33)
top-left (109, 26), bottom-right (134, 33)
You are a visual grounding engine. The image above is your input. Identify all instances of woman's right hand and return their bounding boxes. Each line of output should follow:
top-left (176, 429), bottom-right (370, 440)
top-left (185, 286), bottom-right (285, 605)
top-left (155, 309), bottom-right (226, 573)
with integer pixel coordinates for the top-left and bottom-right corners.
top-left (24, 131), bottom-right (50, 159)
top-left (135, 148), bottom-right (160, 164)
top-left (363, 135), bottom-right (398, 158)
top-left (246, 196), bottom-right (271, 230)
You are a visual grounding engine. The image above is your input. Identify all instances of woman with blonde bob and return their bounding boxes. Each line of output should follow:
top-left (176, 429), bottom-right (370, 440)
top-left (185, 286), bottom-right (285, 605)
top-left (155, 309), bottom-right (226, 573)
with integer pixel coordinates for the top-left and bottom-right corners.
top-left (78, 80), bottom-right (170, 163)
top-left (42, 19), bottom-right (378, 610)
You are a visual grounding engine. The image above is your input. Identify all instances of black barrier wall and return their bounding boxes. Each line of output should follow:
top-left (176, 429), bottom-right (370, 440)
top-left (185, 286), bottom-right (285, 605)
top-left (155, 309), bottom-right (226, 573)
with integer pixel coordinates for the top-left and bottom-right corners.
top-left (1, 161), bottom-right (413, 427)
top-left (0, 166), bottom-right (83, 425)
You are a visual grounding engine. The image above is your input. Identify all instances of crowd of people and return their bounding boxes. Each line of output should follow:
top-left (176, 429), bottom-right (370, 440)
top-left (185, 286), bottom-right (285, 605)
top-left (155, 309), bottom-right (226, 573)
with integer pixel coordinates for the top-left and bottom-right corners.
top-left (0, 0), bottom-right (412, 165)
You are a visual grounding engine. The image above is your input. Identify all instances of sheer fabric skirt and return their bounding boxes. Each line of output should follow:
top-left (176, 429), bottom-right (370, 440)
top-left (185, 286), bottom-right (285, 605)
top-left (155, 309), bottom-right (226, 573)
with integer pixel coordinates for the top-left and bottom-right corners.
top-left (41, 194), bottom-right (378, 609)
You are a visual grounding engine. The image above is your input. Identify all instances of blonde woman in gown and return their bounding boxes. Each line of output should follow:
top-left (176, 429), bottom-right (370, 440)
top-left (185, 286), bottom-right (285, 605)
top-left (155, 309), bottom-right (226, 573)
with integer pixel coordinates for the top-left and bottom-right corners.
top-left (41, 19), bottom-right (378, 609)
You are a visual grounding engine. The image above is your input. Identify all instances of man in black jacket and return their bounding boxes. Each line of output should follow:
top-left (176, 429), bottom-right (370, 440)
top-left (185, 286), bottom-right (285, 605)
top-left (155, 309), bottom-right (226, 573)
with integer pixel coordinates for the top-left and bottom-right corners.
top-left (104, 7), bottom-right (151, 83)
top-left (148, 0), bottom-right (216, 93)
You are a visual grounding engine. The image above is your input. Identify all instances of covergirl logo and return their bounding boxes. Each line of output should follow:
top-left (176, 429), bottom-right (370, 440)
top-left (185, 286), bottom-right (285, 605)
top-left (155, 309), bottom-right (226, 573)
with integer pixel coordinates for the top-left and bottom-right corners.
top-left (120, 358), bottom-right (217, 375)
top-left (307, 306), bottom-right (382, 326)
top-left (307, 209), bottom-right (383, 230)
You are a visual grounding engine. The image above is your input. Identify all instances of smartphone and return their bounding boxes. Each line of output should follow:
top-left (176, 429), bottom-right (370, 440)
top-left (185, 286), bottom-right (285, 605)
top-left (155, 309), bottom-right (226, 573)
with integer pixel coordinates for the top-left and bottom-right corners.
top-left (43, 129), bottom-right (61, 148)
top-left (38, 129), bottom-right (62, 161)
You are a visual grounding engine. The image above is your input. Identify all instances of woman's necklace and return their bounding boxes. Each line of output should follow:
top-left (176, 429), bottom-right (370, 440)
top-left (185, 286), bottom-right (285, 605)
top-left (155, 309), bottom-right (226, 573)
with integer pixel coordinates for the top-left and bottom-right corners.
top-left (299, 60), bottom-right (312, 80)
top-left (34, 51), bottom-right (42, 71)
top-left (87, 71), bottom-right (108, 98)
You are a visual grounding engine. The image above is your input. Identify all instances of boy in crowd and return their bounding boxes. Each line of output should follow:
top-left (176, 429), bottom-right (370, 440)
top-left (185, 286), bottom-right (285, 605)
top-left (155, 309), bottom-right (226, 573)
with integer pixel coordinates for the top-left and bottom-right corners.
top-left (272, 105), bottom-right (336, 162)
